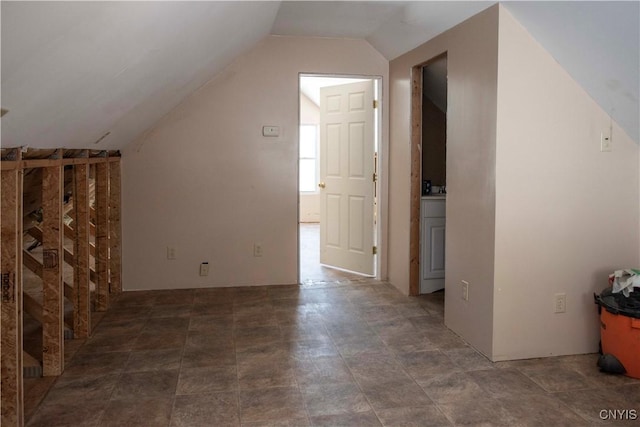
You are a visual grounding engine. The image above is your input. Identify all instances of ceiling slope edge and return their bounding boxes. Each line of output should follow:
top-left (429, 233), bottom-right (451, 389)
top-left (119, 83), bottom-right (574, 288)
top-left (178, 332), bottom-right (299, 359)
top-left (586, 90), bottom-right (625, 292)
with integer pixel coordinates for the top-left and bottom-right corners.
top-left (502, 1), bottom-right (639, 144)
top-left (1, 1), bottom-right (281, 151)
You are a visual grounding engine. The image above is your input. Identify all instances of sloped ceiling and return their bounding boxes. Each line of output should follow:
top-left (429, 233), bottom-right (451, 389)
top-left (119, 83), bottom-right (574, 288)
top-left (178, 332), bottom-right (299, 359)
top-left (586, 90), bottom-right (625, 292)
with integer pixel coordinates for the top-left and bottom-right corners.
top-left (1, 1), bottom-right (638, 150)
top-left (1, 1), bottom-right (281, 150)
top-left (503, 1), bottom-right (639, 143)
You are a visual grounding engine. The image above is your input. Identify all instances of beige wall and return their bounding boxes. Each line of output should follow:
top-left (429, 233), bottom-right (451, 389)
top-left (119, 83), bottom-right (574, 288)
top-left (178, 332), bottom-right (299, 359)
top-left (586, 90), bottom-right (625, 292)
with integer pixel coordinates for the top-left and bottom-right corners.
top-left (389, 6), bottom-right (499, 357)
top-left (122, 35), bottom-right (388, 290)
top-left (493, 7), bottom-right (640, 360)
top-left (389, 3), bottom-right (639, 361)
top-left (299, 92), bottom-right (320, 223)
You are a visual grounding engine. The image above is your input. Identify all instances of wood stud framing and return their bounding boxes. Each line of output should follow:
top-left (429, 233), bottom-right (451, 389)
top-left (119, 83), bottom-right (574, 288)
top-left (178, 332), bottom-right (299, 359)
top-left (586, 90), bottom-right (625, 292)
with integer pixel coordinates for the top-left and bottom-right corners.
top-left (109, 160), bottom-right (122, 294)
top-left (41, 160), bottom-right (64, 376)
top-left (0, 149), bottom-right (121, 425)
top-left (94, 161), bottom-right (110, 311)
top-left (73, 162), bottom-right (91, 337)
top-left (409, 65), bottom-right (422, 296)
top-left (1, 149), bottom-right (24, 427)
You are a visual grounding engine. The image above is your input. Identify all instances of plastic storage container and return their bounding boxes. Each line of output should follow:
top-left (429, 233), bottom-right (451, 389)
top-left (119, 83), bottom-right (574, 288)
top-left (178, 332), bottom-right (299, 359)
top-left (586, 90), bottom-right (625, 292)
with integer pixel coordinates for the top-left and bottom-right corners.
top-left (594, 287), bottom-right (640, 379)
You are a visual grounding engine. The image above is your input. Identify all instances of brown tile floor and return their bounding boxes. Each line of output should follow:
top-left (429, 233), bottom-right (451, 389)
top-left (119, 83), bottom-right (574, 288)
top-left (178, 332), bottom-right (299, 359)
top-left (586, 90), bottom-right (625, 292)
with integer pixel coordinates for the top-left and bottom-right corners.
top-left (24, 224), bottom-right (640, 426)
top-left (26, 279), bottom-right (640, 427)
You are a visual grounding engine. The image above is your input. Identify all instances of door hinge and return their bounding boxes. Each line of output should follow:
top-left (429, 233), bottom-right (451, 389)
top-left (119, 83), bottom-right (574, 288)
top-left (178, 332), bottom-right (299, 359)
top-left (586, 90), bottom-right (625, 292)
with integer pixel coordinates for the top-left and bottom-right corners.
top-left (373, 100), bottom-right (378, 109)
top-left (372, 246), bottom-right (377, 255)
top-left (372, 173), bottom-right (377, 183)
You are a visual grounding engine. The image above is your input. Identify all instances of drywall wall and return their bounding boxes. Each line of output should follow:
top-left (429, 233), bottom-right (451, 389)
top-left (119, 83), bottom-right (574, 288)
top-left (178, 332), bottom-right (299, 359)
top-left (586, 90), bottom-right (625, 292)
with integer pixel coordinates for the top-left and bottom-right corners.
top-left (389, 6), bottom-right (499, 357)
top-left (121, 36), bottom-right (388, 290)
top-left (299, 92), bottom-right (320, 223)
top-left (493, 6), bottom-right (640, 360)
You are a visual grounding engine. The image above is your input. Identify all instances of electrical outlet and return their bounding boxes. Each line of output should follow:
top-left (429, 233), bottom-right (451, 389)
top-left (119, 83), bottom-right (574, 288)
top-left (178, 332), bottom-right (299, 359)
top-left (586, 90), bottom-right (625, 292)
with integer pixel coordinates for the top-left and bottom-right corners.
top-left (200, 262), bottom-right (209, 276)
top-left (554, 293), bottom-right (566, 313)
top-left (262, 126), bottom-right (280, 137)
top-left (167, 247), bottom-right (176, 260)
top-left (254, 243), bottom-right (263, 257)
top-left (461, 280), bottom-right (469, 301)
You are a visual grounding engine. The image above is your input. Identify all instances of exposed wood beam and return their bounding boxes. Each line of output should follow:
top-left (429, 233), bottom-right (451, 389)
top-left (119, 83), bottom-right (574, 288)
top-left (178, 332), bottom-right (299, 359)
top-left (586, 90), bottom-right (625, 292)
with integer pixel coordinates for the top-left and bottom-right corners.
top-left (23, 291), bottom-right (73, 331)
top-left (23, 250), bottom-right (74, 301)
top-left (94, 162), bottom-right (109, 311)
top-left (41, 163), bottom-right (64, 376)
top-left (1, 152), bottom-right (24, 426)
top-left (23, 292), bottom-right (44, 325)
top-left (409, 65), bottom-right (422, 296)
top-left (64, 224), bottom-right (95, 257)
top-left (27, 227), bottom-right (78, 265)
top-left (90, 206), bottom-right (96, 225)
top-left (1, 152), bottom-right (121, 170)
top-left (73, 163), bottom-right (91, 337)
top-left (22, 351), bottom-right (40, 369)
top-left (22, 250), bottom-right (43, 278)
top-left (109, 159), bottom-right (122, 294)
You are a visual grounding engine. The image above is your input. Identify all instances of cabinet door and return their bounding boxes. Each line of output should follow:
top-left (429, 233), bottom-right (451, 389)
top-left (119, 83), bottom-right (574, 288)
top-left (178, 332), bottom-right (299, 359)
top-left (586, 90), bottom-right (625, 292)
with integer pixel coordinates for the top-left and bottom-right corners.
top-left (422, 217), bottom-right (446, 280)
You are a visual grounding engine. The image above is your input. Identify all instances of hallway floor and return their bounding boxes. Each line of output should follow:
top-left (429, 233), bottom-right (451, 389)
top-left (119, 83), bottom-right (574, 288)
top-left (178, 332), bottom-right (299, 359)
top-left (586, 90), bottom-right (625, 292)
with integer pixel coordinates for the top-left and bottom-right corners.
top-left (27, 278), bottom-right (639, 426)
top-left (299, 223), bottom-right (365, 284)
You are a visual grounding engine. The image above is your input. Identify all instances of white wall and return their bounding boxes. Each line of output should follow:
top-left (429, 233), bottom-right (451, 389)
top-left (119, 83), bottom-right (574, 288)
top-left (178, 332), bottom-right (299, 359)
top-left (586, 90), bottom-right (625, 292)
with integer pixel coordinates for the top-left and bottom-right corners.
top-left (492, 7), bottom-right (640, 360)
top-left (121, 36), bottom-right (388, 290)
top-left (299, 92), bottom-right (320, 223)
top-left (389, 6), bottom-right (499, 357)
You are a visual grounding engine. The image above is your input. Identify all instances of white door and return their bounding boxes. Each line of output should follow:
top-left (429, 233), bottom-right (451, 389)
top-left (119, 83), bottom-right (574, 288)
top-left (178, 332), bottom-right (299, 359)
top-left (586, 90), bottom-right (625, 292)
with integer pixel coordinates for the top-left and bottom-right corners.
top-left (319, 80), bottom-right (376, 276)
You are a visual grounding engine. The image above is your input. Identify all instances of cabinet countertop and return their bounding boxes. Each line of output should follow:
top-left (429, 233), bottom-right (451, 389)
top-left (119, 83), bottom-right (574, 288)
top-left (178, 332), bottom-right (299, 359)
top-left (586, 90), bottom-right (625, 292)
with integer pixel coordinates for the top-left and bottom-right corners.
top-left (421, 195), bottom-right (446, 200)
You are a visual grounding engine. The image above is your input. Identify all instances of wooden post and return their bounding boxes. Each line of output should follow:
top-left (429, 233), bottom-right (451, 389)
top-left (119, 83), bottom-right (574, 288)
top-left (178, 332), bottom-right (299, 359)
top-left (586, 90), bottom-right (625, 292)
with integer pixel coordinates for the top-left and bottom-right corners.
top-left (1, 150), bottom-right (24, 426)
top-left (42, 159), bottom-right (64, 376)
top-left (409, 65), bottom-right (422, 296)
top-left (73, 163), bottom-right (91, 337)
top-left (109, 159), bottom-right (122, 294)
top-left (94, 160), bottom-right (110, 311)
top-left (64, 224), bottom-right (96, 257)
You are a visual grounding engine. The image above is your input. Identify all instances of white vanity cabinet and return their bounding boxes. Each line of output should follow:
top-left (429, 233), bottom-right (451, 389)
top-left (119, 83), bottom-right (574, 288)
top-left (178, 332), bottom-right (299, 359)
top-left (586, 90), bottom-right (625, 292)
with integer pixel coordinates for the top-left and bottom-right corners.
top-left (420, 197), bottom-right (446, 294)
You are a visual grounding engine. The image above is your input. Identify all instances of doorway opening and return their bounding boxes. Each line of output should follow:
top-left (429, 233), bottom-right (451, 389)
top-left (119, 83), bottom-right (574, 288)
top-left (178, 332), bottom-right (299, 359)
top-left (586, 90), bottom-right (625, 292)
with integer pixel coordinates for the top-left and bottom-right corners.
top-left (410, 53), bottom-right (448, 296)
top-left (298, 74), bottom-right (381, 284)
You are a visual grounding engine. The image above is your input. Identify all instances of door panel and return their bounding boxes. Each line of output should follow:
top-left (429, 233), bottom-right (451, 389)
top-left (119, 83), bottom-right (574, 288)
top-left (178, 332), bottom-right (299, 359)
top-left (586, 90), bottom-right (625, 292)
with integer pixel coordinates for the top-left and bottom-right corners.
top-left (348, 195), bottom-right (365, 253)
top-left (326, 194), bottom-right (341, 247)
top-left (420, 216), bottom-right (445, 293)
top-left (319, 80), bottom-right (375, 275)
top-left (429, 222), bottom-right (446, 275)
top-left (348, 123), bottom-right (365, 177)
top-left (326, 124), bottom-right (341, 176)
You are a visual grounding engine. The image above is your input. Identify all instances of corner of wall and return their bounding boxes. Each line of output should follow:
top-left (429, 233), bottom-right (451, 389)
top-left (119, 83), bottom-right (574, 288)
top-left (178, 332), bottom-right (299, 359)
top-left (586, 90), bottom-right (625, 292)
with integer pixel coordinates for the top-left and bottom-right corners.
top-left (389, 4), bottom-right (500, 357)
top-left (493, 6), bottom-right (640, 360)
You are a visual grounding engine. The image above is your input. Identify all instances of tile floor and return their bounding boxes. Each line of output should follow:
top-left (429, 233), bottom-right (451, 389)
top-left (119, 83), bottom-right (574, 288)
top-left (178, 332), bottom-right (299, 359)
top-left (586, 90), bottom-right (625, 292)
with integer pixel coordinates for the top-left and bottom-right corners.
top-left (24, 225), bottom-right (640, 426)
top-left (26, 278), bottom-right (640, 427)
top-left (299, 223), bottom-right (364, 283)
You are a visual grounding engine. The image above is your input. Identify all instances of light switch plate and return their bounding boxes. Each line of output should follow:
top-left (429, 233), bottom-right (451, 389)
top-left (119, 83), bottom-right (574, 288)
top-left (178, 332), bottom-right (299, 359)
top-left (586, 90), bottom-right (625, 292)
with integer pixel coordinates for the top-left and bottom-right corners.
top-left (600, 130), bottom-right (612, 152)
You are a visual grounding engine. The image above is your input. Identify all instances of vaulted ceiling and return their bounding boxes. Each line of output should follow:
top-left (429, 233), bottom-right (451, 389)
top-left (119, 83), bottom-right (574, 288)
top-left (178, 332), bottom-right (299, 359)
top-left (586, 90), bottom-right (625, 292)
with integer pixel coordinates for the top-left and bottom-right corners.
top-left (1, 1), bottom-right (638, 150)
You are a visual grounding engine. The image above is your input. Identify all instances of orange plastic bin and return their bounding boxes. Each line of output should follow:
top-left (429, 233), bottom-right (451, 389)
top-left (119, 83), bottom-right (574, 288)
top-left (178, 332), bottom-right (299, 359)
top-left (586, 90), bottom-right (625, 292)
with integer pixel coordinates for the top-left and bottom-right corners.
top-left (595, 287), bottom-right (640, 379)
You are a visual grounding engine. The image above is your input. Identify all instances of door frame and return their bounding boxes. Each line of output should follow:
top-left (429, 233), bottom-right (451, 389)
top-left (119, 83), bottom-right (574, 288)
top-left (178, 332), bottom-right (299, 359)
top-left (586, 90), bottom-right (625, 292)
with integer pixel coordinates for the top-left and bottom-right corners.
top-left (297, 73), bottom-right (383, 283)
top-left (409, 52), bottom-right (448, 296)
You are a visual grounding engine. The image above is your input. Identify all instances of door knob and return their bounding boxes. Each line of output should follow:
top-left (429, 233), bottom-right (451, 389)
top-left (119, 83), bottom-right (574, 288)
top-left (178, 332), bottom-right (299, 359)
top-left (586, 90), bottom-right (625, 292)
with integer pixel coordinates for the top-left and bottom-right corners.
top-left (318, 182), bottom-right (326, 189)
